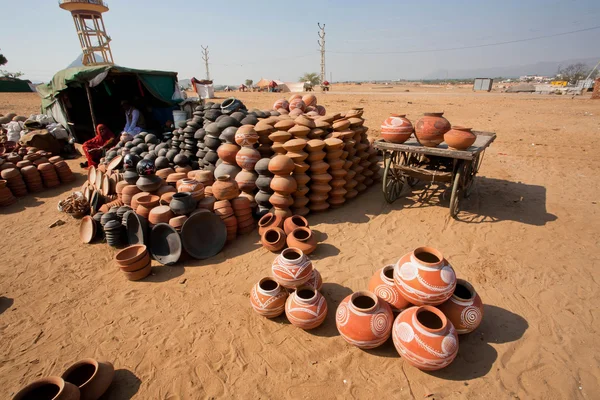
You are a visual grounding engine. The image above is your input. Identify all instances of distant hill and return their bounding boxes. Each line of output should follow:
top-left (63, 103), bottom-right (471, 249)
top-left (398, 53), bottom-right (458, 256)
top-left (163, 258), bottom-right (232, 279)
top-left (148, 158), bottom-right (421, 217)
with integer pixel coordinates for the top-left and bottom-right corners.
top-left (66, 54), bottom-right (107, 69)
top-left (424, 57), bottom-right (599, 79)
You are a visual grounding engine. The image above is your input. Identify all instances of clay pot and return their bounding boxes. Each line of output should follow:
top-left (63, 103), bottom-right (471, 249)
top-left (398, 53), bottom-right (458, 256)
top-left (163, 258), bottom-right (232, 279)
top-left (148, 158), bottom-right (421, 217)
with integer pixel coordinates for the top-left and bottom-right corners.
top-left (270, 176), bottom-right (297, 195)
top-left (178, 179), bottom-right (205, 200)
top-left (368, 265), bottom-right (411, 312)
top-left (286, 227), bottom-right (317, 255)
top-left (169, 192), bottom-right (197, 215)
top-left (436, 279), bottom-right (483, 334)
top-left (273, 98), bottom-right (290, 111)
top-left (302, 94), bottom-right (317, 108)
top-left (12, 376), bottom-right (80, 400)
top-left (160, 192), bottom-right (175, 206)
top-left (443, 126), bottom-right (476, 150)
top-left (125, 212), bottom-right (149, 246)
top-left (149, 223), bottom-right (182, 265)
top-left (123, 262), bottom-right (152, 281)
top-left (336, 291), bottom-right (394, 349)
top-left (258, 213), bottom-right (284, 236)
top-left (271, 248), bottom-right (313, 289)
top-left (261, 227), bottom-right (286, 252)
top-left (169, 215), bottom-right (188, 231)
top-left (381, 114), bottom-right (414, 144)
top-left (61, 358), bottom-right (114, 400)
top-left (285, 286), bottom-right (327, 329)
top-left (235, 147), bottom-right (261, 171)
top-left (211, 175), bottom-right (240, 201)
top-left (283, 215), bottom-right (309, 235)
top-left (79, 216), bottom-right (96, 244)
top-left (268, 155), bottom-right (295, 175)
top-left (250, 277), bottom-right (288, 318)
top-left (181, 209), bottom-right (227, 259)
top-left (130, 191), bottom-right (151, 210)
top-left (217, 143), bottom-right (239, 164)
top-left (235, 170), bottom-right (258, 192)
top-left (196, 196), bottom-right (216, 211)
top-left (234, 125), bottom-right (259, 146)
top-left (289, 98), bottom-right (306, 112)
top-left (392, 305), bottom-right (458, 370)
top-left (305, 268), bottom-right (323, 290)
top-left (149, 205), bottom-right (175, 225)
top-left (415, 112), bottom-right (451, 147)
top-left (393, 247), bottom-right (456, 306)
top-left (114, 244), bottom-right (147, 266)
top-left (195, 170), bottom-right (215, 187)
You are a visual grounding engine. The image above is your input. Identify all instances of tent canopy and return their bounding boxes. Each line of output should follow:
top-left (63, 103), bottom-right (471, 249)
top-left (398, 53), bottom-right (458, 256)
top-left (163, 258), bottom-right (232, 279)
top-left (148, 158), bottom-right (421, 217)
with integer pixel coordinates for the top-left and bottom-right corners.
top-left (37, 65), bottom-right (182, 142)
top-left (255, 78), bottom-right (285, 87)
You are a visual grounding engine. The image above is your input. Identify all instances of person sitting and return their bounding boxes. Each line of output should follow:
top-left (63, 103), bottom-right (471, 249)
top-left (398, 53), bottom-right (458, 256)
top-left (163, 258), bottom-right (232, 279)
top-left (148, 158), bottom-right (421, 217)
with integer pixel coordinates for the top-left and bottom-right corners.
top-left (80, 124), bottom-right (115, 168)
top-left (121, 100), bottom-right (146, 137)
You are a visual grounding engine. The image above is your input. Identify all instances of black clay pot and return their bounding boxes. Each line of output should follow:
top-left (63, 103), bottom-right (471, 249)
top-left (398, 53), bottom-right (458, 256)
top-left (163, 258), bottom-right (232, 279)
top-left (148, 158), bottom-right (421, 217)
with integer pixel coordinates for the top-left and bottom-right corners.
top-left (219, 127), bottom-right (237, 144)
top-left (255, 175), bottom-right (273, 192)
top-left (155, 156), bottom-right (170, 169)
top-left (136, 174), bottom-right (162, 192)
top-left (221, 97), bottom-right (242, 114)
top-left (173, 154), bottom-right (189, 166)
top-left (204, 150), bottom-right (219, 164)
top-left (145, 134), bottom-right (159, 144)
top-left (204, 135), bottom-right (221, 150)
top-left (166, 149), bottom-right (178, 162)
top-left (216, 116), bottom-right (240, 130)
top-left (254, 158), bottom-right (272, 176)
top-left (123, 170), bottom-right (139, 184)
top-left (241, 115), bottom-right (259, 125)
top-left (169, 192), bottom-right (197, 215)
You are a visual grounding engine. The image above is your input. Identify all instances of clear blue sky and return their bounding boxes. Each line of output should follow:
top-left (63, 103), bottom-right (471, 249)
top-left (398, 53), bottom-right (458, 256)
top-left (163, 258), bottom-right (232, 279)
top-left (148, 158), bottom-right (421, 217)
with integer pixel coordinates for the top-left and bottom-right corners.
top-left (1, 0), bottom-right (599, 83)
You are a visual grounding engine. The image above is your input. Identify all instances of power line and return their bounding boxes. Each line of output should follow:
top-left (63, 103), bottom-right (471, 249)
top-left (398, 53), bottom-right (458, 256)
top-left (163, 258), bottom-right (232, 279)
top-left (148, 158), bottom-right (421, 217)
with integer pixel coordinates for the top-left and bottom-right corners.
top-left (327, 25), bottom-right (600, 55)
top-left (201, 46), bottom-right (210, 80)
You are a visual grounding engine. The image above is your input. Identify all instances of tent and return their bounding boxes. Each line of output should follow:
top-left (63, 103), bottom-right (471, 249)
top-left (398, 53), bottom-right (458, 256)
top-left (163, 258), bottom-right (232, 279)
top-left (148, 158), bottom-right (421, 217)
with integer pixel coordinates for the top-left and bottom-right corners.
top-left (191, 77), bottom-right (215, 99)
top-left (37, 65), bottom-right (183, 142)
top-left (255, 79), bottom-right (289, 91)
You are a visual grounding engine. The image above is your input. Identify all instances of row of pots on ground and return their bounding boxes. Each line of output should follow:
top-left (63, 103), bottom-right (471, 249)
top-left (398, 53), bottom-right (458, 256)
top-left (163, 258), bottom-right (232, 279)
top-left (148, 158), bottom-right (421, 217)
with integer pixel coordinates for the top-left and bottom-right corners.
top-left (250, 246), bottom-right (483, 371)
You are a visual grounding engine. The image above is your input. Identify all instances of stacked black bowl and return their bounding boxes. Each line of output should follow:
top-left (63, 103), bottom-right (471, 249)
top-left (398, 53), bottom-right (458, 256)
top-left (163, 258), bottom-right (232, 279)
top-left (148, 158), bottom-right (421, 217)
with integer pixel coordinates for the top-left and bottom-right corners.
top-left (104, 219), bottom-right (123, 247)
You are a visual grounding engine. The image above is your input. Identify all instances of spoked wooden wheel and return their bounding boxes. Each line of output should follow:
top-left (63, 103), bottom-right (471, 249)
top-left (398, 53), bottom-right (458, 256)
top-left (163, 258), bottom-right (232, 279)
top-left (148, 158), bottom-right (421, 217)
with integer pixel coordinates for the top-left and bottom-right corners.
top-left (464, 153), bottom-right (484, 198)
top-left (449, 162), bottom-right (464, 218)
top-left (382, 151), bottom-right (404, 203)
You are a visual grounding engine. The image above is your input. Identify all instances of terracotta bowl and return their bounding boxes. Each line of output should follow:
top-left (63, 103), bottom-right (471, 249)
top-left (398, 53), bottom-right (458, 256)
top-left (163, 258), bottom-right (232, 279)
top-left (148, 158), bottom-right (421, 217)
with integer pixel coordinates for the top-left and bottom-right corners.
top-left (150, 223), bottom-right (182, 265)
top-left (123, 262), bottom-right (152, 281)
top-left (79, 216), bottom-right (96, 244)
top-left (136, 194), bottom-right (160, 208)
top-left (149, 205), bottom-right (175, 225)
top-left (114, 244), bottom-right (148, 266)
top-left (119, 254), bottom-right (150, 272)
top-left (169, 215), bottom-right (188, 231)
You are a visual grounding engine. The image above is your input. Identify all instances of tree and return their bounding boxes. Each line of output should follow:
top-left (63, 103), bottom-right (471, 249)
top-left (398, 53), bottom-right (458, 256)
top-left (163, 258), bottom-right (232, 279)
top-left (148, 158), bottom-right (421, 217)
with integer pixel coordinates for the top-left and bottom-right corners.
top-left (0, 51), bottom-right (7, 66)
top-left (556, 63), bottom-right (597, 84)
top-left (299, 72), bottom-right (321, 86)
top-left (245, 79), bottom-right (253, 87)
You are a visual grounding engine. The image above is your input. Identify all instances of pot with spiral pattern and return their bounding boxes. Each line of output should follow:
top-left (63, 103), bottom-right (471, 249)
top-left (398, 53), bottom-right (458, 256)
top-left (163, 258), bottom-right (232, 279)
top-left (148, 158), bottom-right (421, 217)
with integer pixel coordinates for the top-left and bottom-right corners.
top-left (250, 277), bottom-right (288, 318)
top-left (285, 285), bottom-right (327, 329)
top-left (271, 248), bottom-right (313, 289)
top-left (393, 247), bottom-right (456, 306)
top-left (392, 305), bottom-right (459, 371)
top-left (436, 279), bottom-right (483, 334)
top-left (336, 291), bottom-right (394, 349)
top-left (368, 264), bottom-right (411, 312)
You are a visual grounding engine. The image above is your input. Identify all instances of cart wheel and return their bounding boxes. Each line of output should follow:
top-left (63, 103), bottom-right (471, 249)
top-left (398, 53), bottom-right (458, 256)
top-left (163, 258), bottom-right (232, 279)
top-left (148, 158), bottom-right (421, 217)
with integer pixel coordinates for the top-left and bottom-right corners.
top-left (449, 163), bottom-right (463, 218)
top-left (383, 152), bottom-right (403, 203)
top-left (464, 154), bottom-right (483, 198)
top-left (399, 153), bottom-right (419, 187)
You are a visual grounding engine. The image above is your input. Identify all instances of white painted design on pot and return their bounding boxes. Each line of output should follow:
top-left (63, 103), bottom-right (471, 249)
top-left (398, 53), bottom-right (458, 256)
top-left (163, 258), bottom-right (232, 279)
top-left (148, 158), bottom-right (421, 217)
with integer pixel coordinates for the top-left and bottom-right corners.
top-left (460, 306), bottom-right (482, 328)
top-left (395, 322), bottom-right (415, 342)
top-left (441, 335), bottom-right (458, 355)
top-left (440, 265), bottom-right (455, 284)
top-left (336, 303), bottom-right (350, 326)
top-left (399, 262), bottom-right (418, 280)
top-left (373, 284), bottom-right (398, 305)
top-left (370, 312), bottom-right (390, 338)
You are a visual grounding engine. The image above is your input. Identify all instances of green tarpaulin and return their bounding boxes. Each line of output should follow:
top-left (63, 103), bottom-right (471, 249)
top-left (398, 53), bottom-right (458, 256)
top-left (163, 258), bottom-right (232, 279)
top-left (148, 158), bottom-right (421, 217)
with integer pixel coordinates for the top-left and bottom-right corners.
top-left (37, 65), bottom-right (181, 109)
top-left (0, 78), bottom-right (34, 93)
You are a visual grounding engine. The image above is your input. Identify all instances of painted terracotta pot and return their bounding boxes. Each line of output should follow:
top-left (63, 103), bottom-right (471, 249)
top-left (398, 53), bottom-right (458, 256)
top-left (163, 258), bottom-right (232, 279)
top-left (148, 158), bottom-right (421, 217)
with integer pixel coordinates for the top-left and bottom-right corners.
top-left (235, 125), bottom-right (259, 147)
top-left (261, 227), bottom-right (287, 252)
top-left (12, 376), bottom-right (80, 400)
top-left (305, 268), bottom-right (323, 290)
top-left (258, 213), bottom-right (284, 236)
top-left (368, 264), bottom-right (412, 312)
top-left (285, 286), bottom-right (327, 329)
top-left (381, 114), bottom-right (414, 144)
top-left (336, 291), bottom-right (394, 349)
top-left (392, 305), bottom-right (459, 371)
top-left (273, 98), bottom-right (290, 111)
top-left (289, 98), bottom-right (306, 112)
top-left (393, 247), bottom-right (456, 306)
top-left (436, 279), bottom-right (483, 334)
top-left (61, 358), bottom-right (115, 400)
top-left (286, 227), bottom-right (317, 255)
top-left (443, 126), bottom-right (476, 150)
top-left (250, 277), bottom-right (289, 318)
top-left (211, 175), bottom-right (240, 201)
top-left (271, 247), bottom-right (313, 289)
top-left (235, 147), bottom-right (261, 171)
top-left (415, 112), bottom-right (451, 147)
top-left (283, 215), bottom-right (309, 235)
top-left (302, 94), bottom-right (317, 107)
top-left (217, 143), bottom-right (239, 164)
top-left (178, 179), bottom-right (205, 201)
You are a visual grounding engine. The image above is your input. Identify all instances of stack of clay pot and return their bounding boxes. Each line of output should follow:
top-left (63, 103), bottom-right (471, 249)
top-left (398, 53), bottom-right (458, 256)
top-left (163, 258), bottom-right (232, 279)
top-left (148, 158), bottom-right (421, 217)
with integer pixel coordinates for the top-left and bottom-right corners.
top-left (324, 138), bottom-right (347, 207)
top-left (284, 139), bottom-right (310, 216)
top-left (20, 165), bottom-right (44, 193)
top-left (115, 244), bottom-right (152, 281)
top-left (215, 129), bottom-right (240, 180)
top-left (0, 179), bottom-right (16, 206)
top-left (212, 175), bottom-right (241, 242)
top-left (254, 119), bottom-right (275, 159)
top-left (268, 155), bottom-right (296, 218)
top-left (214, 199), bottom-right (237, 242)
top-left (331, 246), bottom-right (484, 372)
top-left (234, 125), bottom-right (260, 207)
top-left (272, 94), bottom-right (327, 118)
top-left (1, 168), bottom-right (27, 196)
top-left (254, 158), bottom-right (273, 216)
top-left (51, 160), bottom-right (75, 183)
top-left (259, 214), bottom-right (318, 255)
top-left (249, 246), bottom-right (326, 329)
top-left (307, 140), bottom-right (331, 212)
top-left (232, 196), bottom-right (255, 234)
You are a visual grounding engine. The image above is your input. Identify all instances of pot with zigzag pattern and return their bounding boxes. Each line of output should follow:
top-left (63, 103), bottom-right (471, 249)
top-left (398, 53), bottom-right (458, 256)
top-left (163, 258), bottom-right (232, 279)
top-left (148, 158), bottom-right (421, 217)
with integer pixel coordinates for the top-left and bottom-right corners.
top-left (285, 285), bottom-right (327, 329)
top-left (271, 248), bottom-right (313, 289)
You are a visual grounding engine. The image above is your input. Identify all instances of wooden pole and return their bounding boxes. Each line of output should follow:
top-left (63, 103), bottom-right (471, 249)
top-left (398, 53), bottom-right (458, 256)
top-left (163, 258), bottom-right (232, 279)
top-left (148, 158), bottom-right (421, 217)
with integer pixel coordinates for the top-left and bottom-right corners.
top-left (85, 82), bottom-right (97, 131)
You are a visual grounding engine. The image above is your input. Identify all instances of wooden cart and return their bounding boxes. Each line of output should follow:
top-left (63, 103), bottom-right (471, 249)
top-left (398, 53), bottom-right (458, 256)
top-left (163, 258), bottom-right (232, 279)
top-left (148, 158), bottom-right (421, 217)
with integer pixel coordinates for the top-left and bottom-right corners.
top-left (372, 131), bottom-right (496, 218)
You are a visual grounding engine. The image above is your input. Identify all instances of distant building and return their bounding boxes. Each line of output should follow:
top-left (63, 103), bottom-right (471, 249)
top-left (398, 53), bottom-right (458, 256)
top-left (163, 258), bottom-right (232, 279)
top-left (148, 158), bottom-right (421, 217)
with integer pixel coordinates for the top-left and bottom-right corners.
top-left (519, 75), bottom-right (550, 83)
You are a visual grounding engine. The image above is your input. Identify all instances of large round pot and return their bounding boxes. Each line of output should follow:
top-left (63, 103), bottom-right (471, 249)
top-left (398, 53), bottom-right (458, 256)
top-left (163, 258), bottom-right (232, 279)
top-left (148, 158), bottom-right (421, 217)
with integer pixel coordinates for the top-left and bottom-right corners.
top-left (169, 192), bottom-right (197, 215)
top-left (213, 162), bottom-right (241, 180)
top-left (12, 376), bottom-right (80, 400)
top-left (250, 277), bottom-right (288, 318)
top-left (284, 285), bottom-right (327, 329)
top-left (415, 112), bottom-right (451, 147)
top-left (286, 227), bottom-right (317, 255)
top-left (235, 170), bottom-right (258, 192)
top-left (368, 264), bottom-right (411, 312)
top-left (260, 227), bottom-right (286, 252)
top-left (211, 175), bottom-right (240, 201)
top-left (273, 98), bottom-right (290, 111)
top-left (181, 209), bottom-right (227, 259)
top-left (305, 268), bottom-right (323, 290)
top-left (443, 126), bottom-right (476, 150)
top-left (268, 155), bottom-right (295, 176)
top-left (217, 143), bottom-right (239, 164)
top-left (61, 358), bottom-right (115, 400)
top-left (271, 248), bottom-right (313, 289)
top-left (336, 291), bottom-right (393, 349)
top-left (150, 223), bottom-right (182, 265)
top-left (234, 125), bottom-right (259, 147)
top-left (393, 247), bottom-right (456, 306)
top-left (258, 213), bottom-right (284, 236)
top-left (235, 147), bottom-right (260, 171)
top-left (436, 279), bottom-right (483, 334)
top-left (270, 176), bottom-right (297, 195)
top-left (392, 305), bottom-right (458, 371)
top-left (380, 114), bottom-right (414, 144)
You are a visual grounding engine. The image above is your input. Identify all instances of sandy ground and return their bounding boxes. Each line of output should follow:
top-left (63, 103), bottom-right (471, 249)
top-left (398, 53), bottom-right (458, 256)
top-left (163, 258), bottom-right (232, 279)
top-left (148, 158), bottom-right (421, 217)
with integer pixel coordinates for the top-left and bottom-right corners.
top-left (1, 86), bottom-right (599, 399)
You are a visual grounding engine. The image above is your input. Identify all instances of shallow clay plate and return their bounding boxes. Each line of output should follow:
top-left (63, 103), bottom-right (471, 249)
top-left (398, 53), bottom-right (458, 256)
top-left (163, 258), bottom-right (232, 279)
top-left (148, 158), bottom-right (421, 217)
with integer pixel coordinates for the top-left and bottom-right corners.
top-left (79, 216), bottom-right (96, 244)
